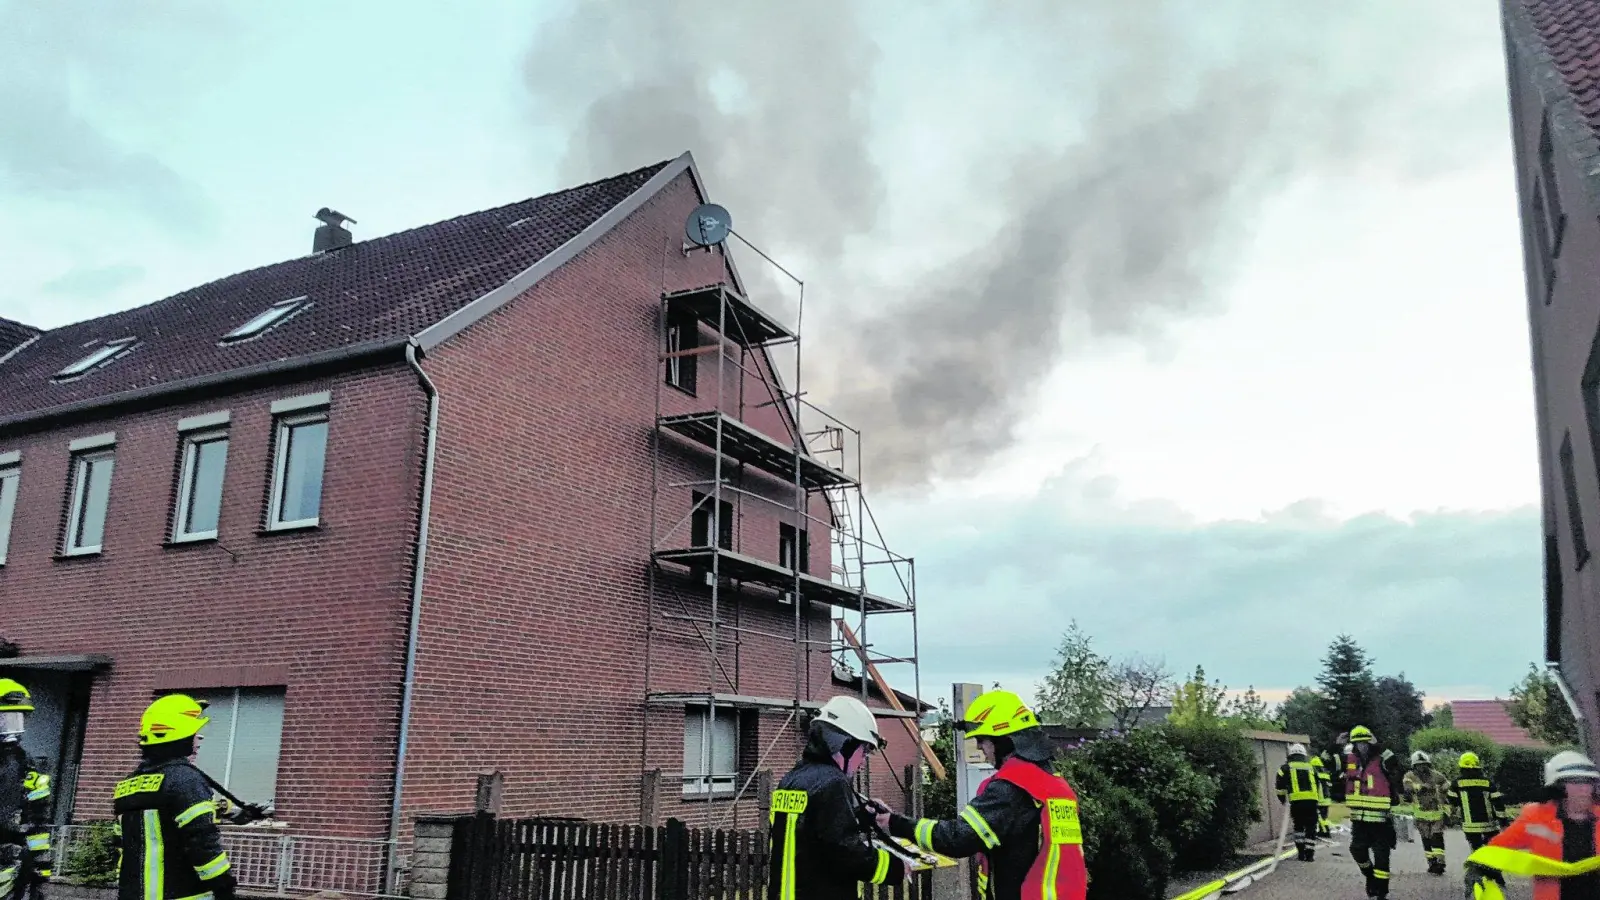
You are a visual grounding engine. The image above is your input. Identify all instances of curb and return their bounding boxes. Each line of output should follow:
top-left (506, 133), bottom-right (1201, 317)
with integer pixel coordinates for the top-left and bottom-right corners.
top-left (1166, 848), bottom-right (1299, 900)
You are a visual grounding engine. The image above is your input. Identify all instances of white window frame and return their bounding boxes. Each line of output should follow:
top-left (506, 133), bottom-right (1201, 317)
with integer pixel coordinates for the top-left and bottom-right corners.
top-left (267, 410), bottom-right (329, 530)
top-left (64, 448), bottom-right (116, 556)
top-left (682, 706), bottom-right (739, 797)
top-left (53, 338), bottom-right (136, 380)
top-left (221, 297), bottom-right (309, 343)
top-left (173, 428), bottom-right (230, 542)
top-left (0, 460), bottom-right (18, 566)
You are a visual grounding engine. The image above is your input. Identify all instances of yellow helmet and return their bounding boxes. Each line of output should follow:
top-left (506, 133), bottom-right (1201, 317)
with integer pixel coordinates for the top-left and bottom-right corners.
top-left (959, 690), bottom-right (1040, 738)
top-left (139, 694), bottom-right (210, 746)
top-left (1459, 751), bottom-right (1481, 769)
top-left (0, 679), bottom-right (32, 713)
top-left (1349, 725), bottom-right (1374, 743)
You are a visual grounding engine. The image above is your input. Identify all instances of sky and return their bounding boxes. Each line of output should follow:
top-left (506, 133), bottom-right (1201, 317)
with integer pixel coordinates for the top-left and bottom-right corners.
top-left (0, 1), bottom-right (1540, 708)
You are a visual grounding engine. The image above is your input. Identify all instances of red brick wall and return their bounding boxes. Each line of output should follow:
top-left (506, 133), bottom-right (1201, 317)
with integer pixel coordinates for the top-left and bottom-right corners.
top-left (0, 367), bottom-right (426, 836)
top-left (404, 172), bottom-right (837, 831)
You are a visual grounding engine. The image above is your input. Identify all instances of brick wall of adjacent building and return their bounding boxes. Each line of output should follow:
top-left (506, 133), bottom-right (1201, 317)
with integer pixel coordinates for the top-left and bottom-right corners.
top-left (0, 366), bottom-right (427, 836)
top-left (403, 171), bottom-right (841, 831)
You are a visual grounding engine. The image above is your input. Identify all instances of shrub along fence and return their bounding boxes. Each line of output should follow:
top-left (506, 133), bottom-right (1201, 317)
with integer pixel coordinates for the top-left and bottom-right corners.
top-left (442, 814), bottom-right (933, 900)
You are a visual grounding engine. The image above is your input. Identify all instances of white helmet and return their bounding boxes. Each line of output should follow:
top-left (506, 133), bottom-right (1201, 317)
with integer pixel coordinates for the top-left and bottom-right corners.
top-left (1411, 751), bottom-right (1431, 766)
top-left (817, 696), bottom-right (884, 748)
top-left (1287, 743), bottom-right (1307, 758)
top-left (1544, 750), bottom-right (1600, 787)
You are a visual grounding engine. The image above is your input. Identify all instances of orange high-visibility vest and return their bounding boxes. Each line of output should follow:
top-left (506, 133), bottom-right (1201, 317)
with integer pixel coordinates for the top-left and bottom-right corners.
top-left (974, 758), bottom-right (1088, 900)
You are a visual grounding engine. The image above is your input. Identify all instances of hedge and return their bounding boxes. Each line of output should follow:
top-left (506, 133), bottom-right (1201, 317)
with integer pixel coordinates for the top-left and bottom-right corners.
top-left (1058, 753), bottom-right (1172, 900)
top-left (1163, 724), bottom-right (1262, 870)
top-left (65, 821), bottom-right (118, 887)
top-left (1408, 727), bottom-right (1503, 781)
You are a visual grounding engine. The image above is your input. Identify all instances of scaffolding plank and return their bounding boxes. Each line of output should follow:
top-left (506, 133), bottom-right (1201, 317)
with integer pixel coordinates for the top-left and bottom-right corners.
top-left (663, 284), bottom-right (795, 345)
top-left (652, 547), bottom-right (907, 612)
top-left (659, 411), bottom-right (857, 490)
top-left (645, 691), bottom-right (920, 719)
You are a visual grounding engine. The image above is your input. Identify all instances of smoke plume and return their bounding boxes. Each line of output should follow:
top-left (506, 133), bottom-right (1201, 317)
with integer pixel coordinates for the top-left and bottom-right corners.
top-left (523, 0), bottom-right (1506, 488)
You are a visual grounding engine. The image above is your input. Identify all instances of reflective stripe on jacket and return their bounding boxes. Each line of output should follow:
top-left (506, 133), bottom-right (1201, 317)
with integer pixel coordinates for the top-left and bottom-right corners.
top-left (1344, 749), bottom-right (1399, 823)
top-left (112, 759), bottom-right (236, 900)
top-left (767, 735), bottom-right (903, 900)
top-left (1469, 801), bottom-right (1600, 900)
top-left (1277, 761), bottom-right (1319, 803)
top-left (988, 758), bottom-right (1087, 900)
top-left (1449, 769), bottom-right (1507, 835)
top-left (0, 745), bottom-right (53, 890)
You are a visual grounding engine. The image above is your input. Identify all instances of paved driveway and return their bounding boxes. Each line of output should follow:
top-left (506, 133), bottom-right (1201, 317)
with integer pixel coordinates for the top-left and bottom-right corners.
top-left (1243, 829), bottom-right (1532, 900)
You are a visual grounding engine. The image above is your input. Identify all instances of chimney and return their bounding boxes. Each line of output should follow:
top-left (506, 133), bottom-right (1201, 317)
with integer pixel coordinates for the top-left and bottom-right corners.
top-left (312, 207), bottom-right (356, 253)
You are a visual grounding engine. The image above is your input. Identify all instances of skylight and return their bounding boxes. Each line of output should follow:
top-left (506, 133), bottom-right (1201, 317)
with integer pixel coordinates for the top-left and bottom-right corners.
top-left (222, 296), bottom-right (308, 342)
top-left (53, 339), bottom-right (136, 380)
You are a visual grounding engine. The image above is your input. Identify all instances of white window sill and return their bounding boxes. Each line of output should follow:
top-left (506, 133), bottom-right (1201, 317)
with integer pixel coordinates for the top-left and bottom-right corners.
top-left (261, 520), bottom-right (320, 535)
top-left (57, 547), bottom-right (102, 559)
top-left (170, 532), bottom-right (219, 545)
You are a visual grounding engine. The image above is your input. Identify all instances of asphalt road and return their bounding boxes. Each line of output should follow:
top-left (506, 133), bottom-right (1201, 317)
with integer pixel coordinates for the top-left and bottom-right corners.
top-left (1244, 829), bottom-right (1531, 900)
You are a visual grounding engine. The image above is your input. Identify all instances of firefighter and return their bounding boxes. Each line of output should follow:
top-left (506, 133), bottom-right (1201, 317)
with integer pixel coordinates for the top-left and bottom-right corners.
top-left (882, 689), bottom-right (1087, 900)
top-left (0, 680), bottom-right (50, 900)
top-left (1276, 743), bottom-right (1321, 861)
top-left (1344, 725), bottom-right (1403, 898)
top-left (113, 694), bottom-right (236, 900)
top-left (1464, 750), bottom-right (1600, 900)
top-left (1449, 750), bottom-right (1509, 894)
top-left (1402, 750), bottom-right (1450, 875)
top-left (1311, 756), bottom-right (1334, 837)
top-left (767, 695), bottom-right (903, 900)
top-left (180, 705), bottom-right (269, 827)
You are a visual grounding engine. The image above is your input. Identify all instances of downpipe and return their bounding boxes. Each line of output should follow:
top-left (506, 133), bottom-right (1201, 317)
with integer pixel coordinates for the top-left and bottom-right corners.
top-left (1547, 661), bottom-right (1591, 757)
top-left (386, 342), bottom-right (441, 893)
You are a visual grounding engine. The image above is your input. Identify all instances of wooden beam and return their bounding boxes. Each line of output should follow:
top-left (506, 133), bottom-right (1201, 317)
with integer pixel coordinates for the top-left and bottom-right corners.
top-left (838, 620), bottom-right (947, 781)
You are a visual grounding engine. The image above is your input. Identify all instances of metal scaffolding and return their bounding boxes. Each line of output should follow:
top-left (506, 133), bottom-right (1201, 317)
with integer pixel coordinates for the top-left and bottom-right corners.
top-left (642, 270), bottom-right (922, 826)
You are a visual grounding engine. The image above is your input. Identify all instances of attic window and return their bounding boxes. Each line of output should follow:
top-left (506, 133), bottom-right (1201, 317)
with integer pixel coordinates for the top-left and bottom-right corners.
top-left (53, 339), bottom-right (136, 380)
top-left (222, 297), bottom-right (308, 342)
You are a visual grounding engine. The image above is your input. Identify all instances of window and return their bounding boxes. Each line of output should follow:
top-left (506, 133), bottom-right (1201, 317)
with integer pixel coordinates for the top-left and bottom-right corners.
top-left (1539, 113), bottom-right (1567, 258)
top-left (690, 491), bottom-right (733, 550)
top-left (64, 449), bottom-right (115, 555)
top-left (52, 339), bottom-right (135, 380)
top-left (222, 297), bottom-right (308, 343)
top-left (1546, 534), bottom-right (1564, 664)
top-left (267, 411), bottom-right (328, 529)
top-left (183, 687), bottom-right (285, 804)
top-left (665, 315), bottom-right (698, 394)
top-left (779, 523), bottom-right (810, 574)
top-left (682, 707), bottom-right (737, 795)
top-left (1561, 431), bottom-right (1589, 569)
top-left (173, 430), bottom-right (229, 541)
top-left (0, 462), bottom-right (17, 566)
top-left (1532, 182), bottom-right (1557, 305)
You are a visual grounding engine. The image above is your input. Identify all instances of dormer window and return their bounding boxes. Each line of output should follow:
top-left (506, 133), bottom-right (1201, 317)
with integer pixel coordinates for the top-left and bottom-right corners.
top-left (222, 297), bottom-right (308, 343)
top-left (53, 338), bottom-right (136, 380)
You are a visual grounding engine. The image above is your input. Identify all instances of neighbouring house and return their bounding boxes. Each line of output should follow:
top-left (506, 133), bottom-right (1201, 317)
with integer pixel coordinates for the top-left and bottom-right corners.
top-left (1450, 699), bottom-right (1548, 749)
top-left (1504, 0), bottom-right (1600, 753)
top-left (0, 152), bottom-right (924, 883)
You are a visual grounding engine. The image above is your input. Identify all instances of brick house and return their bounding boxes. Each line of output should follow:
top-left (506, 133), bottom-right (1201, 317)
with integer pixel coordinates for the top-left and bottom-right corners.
top-left (1505, 0), bottom-right (1600, 753)
top-left (0, 152), bottom-right (924, 867)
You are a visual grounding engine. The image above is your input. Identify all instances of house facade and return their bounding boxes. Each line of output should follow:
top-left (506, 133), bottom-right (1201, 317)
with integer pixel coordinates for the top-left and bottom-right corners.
top-left (0, 153), bottom-right (922, 868)
top-left (1504, 0), bottom-right (1600, 754)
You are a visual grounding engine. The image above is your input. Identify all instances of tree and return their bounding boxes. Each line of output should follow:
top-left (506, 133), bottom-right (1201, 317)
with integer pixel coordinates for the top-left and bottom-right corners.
top-left (1426, 703), bottom-right (1454, 730)
top-left (923, 701), bottom-right (958, 819)
top-left (1507, 663), bottom-right (1581, 746)
top-left (1169, 665), bottom-right (1229, 727)
top-left (1034, 621), bottom-right (1114, 727)
top-left (1275, 687), bottom-right (1323, 739)
top-left (1107, 656), bottom-right (1175, 730)
top-left (1315, 635), bottom-right (1378, 748)
top-left (1226, 686), bottom-right (1278, 730)
top-left (1371, 674), bottom-right (1426, 751)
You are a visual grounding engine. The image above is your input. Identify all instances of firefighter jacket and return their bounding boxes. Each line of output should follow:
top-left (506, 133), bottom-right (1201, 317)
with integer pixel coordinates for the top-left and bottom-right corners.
top-left (889, 756), bottom-right (1087, 900)
top-left (767, 734), bottom-right (904, 900)
top-left (0, 744), bottom-right (52, 897)
top-left (1321, 750), bottom-right (1347, 803)
top-left (1276, 759), bottom-right (1319, 803)
top-left (1448, 766), bottom-right (1508, 835)
top-left (1468, 800), bottom-right (1600, 900)
top-left (112, 758), bottom-right (236, 900)
top-left (1315, 767), bottom-right (1333, 807)
top-left (1402, 768), bottom-right (1451, 823)
top-left (1344, 747), bottom-right (1401, 823)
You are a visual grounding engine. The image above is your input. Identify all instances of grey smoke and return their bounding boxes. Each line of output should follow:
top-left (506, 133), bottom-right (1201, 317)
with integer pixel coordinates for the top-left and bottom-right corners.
top-left (524, 0), bottom-right (1507, 488)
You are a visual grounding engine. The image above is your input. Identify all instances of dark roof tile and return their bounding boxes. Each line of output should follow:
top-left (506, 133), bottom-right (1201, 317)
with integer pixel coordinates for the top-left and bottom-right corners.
top-left (1521, 0), bottom-right (1600, 139)
top-left (0, 318), bottom-right (38, 360)
top-left (0, 160), bottom-right (672, 423)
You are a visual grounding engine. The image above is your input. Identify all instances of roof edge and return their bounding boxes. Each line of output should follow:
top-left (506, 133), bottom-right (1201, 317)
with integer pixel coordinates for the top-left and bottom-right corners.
top-left (0, 336), bottom-right (410, 436)
top-left (413, 152), bottom-right (696, 352)
top-left (1502, 0), bottom-right (1600, 217)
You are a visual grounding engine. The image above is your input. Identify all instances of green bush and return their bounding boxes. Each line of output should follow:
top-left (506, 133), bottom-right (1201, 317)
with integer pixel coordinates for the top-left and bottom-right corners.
top-left (1079, 728), bottom-right (1217, 856)
top-left (1059, 754), bottom-right (1172, 900)
top-left (1497, 745), bottom-right (1561, 805)
top-left (1162, 724), bottom-right (1261, 870)
top-left (65, 821), bottom-right (119, 887)
top-left (1409, 728), bottom-right (1503, 781)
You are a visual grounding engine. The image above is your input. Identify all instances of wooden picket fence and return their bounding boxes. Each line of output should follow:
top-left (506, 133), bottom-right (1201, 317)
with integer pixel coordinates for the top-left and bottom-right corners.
top-left (446, 814), bottom-right (933, 900)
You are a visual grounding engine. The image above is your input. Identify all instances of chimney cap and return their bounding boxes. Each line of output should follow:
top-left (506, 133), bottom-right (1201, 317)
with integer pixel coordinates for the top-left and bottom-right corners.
top-left (314, 207), bottom-right (356, 226)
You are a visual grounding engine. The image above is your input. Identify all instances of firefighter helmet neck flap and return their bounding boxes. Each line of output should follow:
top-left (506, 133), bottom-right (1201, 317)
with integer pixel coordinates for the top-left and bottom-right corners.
top-left (812, 695), bottom-right (883, 772)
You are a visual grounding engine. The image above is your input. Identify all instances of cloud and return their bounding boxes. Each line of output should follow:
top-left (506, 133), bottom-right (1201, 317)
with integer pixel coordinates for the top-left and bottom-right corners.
top-left (40, 264), bottom-right (146, 299)
top-left (521, 0), bottom-right (1509, 488)
top-left (871, 456), bottom-right (1541, 705)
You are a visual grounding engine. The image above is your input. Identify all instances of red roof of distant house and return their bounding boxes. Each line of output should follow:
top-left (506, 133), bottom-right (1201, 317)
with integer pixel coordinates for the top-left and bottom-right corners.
top-left (1518, 1), bottom-right (1600, 139)
top-left (1451, 699), bottom-right (1548, 748)
top-left (0, 160), bottom-right (670, 426)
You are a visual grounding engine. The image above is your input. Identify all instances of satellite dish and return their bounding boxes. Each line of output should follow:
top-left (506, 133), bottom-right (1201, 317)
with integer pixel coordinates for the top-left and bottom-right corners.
top-left (685, 203), bottom-right (732, 247)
